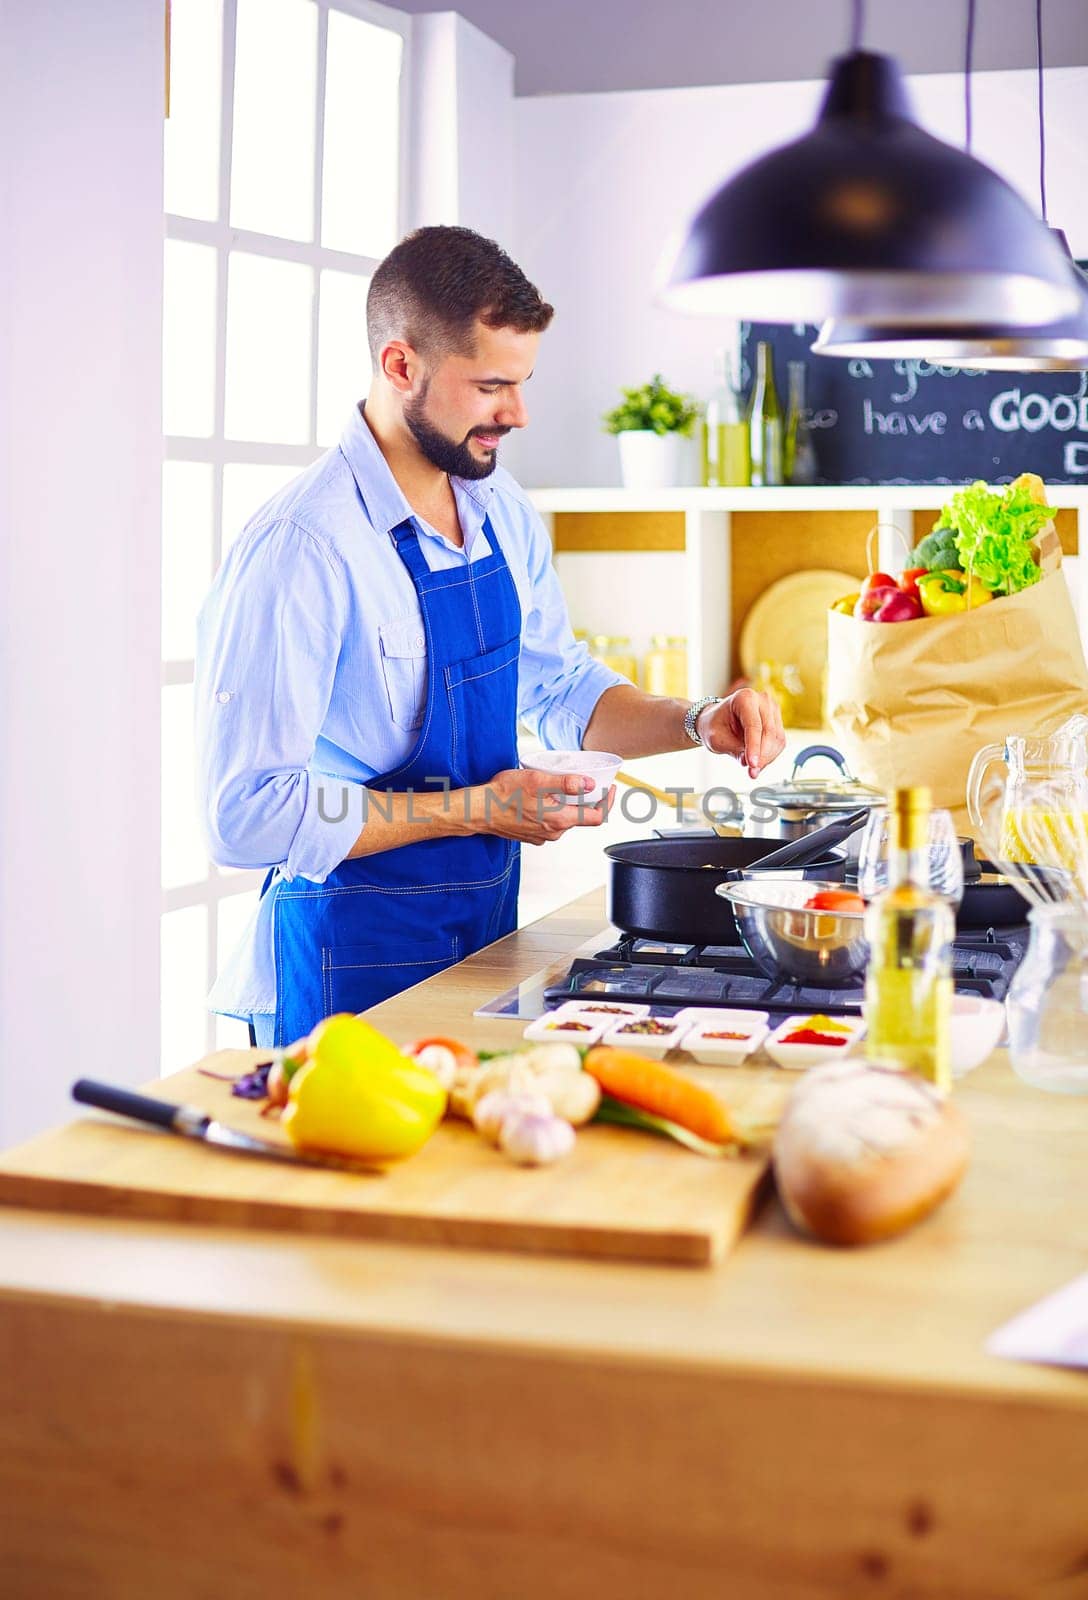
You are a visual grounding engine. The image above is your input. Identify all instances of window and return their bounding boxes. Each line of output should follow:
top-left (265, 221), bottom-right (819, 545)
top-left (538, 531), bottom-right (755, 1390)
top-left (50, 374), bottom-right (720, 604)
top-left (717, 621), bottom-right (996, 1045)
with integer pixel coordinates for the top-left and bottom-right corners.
top-left (162, 0), bottom-right (407, 1070)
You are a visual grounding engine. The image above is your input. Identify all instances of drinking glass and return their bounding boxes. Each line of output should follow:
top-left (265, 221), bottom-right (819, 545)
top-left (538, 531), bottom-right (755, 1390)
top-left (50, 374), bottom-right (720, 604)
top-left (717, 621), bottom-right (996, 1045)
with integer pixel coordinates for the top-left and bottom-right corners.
top-left (1007, 906), bottom-right (1088, 1093)
top-left (856, 807), bottom-right (965, 905)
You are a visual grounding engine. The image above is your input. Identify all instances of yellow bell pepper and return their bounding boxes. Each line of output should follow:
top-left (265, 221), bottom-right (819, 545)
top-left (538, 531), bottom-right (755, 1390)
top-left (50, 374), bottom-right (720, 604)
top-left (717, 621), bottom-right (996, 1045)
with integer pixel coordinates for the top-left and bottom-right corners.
top-left (282, 1014), bottom-right (447, 1162)
top-left (917, 569), bottom-right (993, 616)
top-left (830, 591), bottom-right (861, 616)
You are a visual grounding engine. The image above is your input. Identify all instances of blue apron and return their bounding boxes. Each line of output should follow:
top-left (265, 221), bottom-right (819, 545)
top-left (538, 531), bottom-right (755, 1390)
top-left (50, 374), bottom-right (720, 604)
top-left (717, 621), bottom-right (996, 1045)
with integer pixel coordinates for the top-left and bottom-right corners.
top-left (263, 513), bottom-right (522, 1046)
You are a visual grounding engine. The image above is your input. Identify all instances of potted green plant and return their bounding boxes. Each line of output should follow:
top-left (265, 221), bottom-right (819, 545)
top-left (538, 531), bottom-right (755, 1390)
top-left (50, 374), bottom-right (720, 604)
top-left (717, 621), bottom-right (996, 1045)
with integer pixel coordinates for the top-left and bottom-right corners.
top-left (602, 374), bottom-right (699, 489)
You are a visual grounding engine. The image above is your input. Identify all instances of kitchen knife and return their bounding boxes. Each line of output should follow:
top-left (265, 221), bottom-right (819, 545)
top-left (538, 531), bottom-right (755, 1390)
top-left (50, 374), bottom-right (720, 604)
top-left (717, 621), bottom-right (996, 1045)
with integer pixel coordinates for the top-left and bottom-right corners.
top-left (71, 1078), bottom-right (379, 1174)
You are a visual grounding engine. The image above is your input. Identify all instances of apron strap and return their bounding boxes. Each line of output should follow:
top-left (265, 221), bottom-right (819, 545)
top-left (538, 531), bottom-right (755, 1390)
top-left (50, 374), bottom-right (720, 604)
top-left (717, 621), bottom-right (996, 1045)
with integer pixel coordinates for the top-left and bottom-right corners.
top-left (388, 518), bottom-right (431, 581)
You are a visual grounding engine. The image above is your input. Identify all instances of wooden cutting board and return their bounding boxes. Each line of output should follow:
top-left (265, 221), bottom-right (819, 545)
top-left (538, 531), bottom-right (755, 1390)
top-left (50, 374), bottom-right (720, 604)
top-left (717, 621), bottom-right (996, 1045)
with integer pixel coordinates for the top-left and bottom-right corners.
top-left (0, 1053), bottom-right (780, 1267)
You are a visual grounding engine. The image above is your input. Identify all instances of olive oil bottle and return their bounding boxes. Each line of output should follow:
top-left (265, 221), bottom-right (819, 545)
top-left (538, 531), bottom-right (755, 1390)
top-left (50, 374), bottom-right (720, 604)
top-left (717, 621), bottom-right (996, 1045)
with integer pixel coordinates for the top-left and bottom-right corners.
top-left (701, 347), bottom-right (750, 486)
top-left (746, 341), bottom-right (783, 487)
top-left (864, 787), bottom-right (954, 1091)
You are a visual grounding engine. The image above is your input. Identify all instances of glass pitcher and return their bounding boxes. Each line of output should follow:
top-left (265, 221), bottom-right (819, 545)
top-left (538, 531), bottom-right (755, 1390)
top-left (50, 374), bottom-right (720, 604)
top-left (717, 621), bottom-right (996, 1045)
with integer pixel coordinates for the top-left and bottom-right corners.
top-left (1006, 906), bottom-right (1088, 1093)
top-left (966, 727), bottom-right (1088, 867)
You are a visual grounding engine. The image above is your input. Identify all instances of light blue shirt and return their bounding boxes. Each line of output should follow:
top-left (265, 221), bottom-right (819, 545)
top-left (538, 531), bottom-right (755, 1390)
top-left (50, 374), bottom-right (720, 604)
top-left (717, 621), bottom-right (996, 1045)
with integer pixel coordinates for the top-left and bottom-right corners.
top-left (195, 404), bottom-right (624, 1018)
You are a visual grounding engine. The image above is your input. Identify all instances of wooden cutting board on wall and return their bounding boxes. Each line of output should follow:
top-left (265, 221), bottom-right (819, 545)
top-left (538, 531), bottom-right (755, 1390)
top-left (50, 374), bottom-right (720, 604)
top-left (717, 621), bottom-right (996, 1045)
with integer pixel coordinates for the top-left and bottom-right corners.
top-left (0, 1054), bottom-right (778, 1267)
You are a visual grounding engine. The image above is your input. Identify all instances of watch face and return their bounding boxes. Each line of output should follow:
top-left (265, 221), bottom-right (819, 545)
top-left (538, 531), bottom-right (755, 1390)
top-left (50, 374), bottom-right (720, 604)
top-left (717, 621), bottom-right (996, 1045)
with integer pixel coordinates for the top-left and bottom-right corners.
top-left (687, 696), bottom-right (722, 743)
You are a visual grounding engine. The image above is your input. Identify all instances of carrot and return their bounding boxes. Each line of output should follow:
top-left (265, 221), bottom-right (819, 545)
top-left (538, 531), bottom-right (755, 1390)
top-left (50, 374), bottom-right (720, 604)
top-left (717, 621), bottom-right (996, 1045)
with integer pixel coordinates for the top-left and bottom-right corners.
top-left (583, 1046), bottom-right (734, 1145)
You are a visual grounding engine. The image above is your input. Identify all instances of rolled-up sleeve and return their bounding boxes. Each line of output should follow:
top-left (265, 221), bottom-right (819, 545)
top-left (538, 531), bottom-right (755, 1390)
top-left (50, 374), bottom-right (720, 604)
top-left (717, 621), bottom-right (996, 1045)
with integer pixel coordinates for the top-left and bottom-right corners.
top-left (195, 520), bottom-right (365, 881)
top-left (515, 510), bottom-right (626, 749)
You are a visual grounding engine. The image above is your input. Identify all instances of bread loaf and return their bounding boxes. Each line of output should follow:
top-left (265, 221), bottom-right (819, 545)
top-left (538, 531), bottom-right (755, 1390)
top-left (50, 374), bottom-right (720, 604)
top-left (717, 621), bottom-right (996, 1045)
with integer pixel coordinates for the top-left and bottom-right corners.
top-left (773, 1061), bottom-right (970, 1246)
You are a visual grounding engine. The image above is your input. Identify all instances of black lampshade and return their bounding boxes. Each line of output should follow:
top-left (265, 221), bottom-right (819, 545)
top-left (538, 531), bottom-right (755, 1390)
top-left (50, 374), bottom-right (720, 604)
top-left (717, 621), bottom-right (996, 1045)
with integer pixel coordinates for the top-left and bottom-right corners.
top-left (813, 229), bottom-right (1088, 370)
top-left (660, 51), bottom-right (1078, 327)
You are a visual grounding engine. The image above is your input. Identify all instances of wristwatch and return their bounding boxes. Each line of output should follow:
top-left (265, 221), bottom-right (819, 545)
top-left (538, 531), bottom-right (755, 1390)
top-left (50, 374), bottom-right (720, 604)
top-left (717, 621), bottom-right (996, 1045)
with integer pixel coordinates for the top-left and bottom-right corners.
top-left (683, 695), bottom-right (724, 747)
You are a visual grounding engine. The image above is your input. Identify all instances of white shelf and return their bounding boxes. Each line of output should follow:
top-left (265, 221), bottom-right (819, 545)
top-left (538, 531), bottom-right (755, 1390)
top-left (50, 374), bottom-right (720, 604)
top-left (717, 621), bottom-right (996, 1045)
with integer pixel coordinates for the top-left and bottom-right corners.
top-left (532, 483), bottom-right (1088, 703)
top-left (528, 484), bottom-right (1088, 514)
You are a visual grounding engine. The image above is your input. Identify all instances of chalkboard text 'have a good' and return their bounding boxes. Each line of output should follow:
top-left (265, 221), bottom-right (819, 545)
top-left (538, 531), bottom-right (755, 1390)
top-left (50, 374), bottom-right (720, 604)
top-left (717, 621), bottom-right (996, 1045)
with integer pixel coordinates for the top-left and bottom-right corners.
top-left (740, 319), bottom-right (1088, 484)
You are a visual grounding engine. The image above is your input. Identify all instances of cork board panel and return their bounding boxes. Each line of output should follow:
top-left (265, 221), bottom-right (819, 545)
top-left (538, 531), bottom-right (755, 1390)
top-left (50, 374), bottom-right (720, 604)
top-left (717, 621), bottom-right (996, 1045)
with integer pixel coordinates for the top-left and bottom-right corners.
top-left (730, 510), bottom-right (874, 648)
top-left (910, 505), bottom-right (1078, 555)
top-left (553, 512), bottom-right (685, 552)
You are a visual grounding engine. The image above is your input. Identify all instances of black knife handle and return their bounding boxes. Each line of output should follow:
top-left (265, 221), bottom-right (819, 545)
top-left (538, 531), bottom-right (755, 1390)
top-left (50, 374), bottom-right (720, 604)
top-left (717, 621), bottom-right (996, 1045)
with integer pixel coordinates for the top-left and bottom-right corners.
top-left (749, 805), bottom-right (873, 873)
top-left (72, 1079), bottom-right (186, 1132)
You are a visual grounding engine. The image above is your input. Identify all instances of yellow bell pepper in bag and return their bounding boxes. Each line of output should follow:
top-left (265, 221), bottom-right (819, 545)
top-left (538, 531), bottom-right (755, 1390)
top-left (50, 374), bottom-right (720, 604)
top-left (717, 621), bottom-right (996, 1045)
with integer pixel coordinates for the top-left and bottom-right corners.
top-left (282, 1014), bottom-right (447, 1162)
top-left (917, 569), bottom-right (994, 617)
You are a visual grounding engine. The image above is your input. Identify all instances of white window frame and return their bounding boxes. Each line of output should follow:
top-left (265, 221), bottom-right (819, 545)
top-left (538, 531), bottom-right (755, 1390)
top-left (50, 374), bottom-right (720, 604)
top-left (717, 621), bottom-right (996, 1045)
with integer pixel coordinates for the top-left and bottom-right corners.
top-left (163, 0), bottom-right (412, 1059)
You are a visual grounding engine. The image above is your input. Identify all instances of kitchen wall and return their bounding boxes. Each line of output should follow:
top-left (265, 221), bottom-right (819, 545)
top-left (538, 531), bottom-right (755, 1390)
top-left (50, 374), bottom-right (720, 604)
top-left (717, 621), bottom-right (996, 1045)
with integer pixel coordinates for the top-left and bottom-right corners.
top-left (503, 66), bottom-right (1088, 489)
top-left (0, 0), bottom-right (164, 1147)
top-left (407, 11), bottom-right (515, 242)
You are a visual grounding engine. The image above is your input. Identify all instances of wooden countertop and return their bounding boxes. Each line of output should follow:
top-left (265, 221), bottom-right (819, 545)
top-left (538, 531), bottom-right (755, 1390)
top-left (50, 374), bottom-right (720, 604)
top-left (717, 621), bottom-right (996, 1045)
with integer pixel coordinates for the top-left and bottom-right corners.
top-left (3, 891), bottom-right (1087, 1599)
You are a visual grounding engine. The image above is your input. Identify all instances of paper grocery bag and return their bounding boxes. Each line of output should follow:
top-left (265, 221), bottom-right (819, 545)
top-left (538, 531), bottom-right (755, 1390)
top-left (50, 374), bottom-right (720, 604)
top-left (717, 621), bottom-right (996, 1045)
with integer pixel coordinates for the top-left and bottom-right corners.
top-left (825, 569), bottom-right (1088, 837)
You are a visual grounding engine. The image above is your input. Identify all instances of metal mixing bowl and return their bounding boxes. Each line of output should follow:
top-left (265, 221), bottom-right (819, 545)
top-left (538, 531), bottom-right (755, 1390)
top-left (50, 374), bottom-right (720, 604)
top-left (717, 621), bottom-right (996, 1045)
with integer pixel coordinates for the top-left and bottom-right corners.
top-left (715, 877), bottom-right (869, 986)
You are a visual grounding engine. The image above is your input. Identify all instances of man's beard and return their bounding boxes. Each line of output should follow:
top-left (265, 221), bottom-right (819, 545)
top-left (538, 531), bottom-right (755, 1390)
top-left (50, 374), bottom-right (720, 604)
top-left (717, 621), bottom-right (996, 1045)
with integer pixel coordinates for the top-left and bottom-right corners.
top-left (404, 381), bottom-right (509, 480)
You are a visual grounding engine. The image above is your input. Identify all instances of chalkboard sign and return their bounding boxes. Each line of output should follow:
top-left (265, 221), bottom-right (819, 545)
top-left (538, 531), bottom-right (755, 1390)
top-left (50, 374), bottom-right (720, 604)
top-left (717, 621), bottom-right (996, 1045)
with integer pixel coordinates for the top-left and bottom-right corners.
top-left (739, 310), bottom-right (1088, 486)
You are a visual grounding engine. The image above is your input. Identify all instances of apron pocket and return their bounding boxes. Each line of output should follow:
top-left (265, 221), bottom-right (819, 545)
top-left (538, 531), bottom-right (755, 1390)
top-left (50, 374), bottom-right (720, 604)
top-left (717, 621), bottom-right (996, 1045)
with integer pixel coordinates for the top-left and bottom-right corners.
top-left (379, 617), bottom-right (428, 731)
top-left (444, 637), bottom-right (521, 787)
top-left (321, 935), bottom-right (459, 1015)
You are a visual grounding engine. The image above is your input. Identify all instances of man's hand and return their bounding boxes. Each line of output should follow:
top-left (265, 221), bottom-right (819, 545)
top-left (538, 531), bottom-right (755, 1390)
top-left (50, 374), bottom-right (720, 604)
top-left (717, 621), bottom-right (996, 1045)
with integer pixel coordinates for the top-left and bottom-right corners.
top-left (696, 688), bottom-right (785, 778)
top-left (468, 767), bottom-right (614, 846)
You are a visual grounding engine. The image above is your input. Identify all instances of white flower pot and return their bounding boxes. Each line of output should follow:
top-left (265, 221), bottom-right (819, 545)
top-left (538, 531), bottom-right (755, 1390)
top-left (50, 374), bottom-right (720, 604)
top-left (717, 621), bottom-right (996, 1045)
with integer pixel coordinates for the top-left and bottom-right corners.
top-left (616, 429), bottom-right (685, 490)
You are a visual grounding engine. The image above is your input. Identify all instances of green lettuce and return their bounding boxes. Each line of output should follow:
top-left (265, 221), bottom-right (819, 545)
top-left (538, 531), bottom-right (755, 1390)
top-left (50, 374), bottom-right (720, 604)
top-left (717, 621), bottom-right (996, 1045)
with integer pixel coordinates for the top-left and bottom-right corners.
top-left (931, 479), bottom-right (1052, 595)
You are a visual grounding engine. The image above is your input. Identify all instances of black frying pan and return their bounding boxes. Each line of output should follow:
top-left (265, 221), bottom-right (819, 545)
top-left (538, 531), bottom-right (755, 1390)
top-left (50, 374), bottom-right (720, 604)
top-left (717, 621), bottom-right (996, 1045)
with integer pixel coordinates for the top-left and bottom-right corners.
top-left (605, 836), bottom-right (848, 945)
top-left (956, 861), bottom-right (1068, 928)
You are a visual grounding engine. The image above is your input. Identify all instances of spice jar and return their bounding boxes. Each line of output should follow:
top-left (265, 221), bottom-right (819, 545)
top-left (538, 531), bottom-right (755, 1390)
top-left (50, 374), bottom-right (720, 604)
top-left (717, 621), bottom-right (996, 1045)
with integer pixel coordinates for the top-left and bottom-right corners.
top-left (643, 634), bottom-right (688, 697)
top-left (590, 634), bottom-right (639, 685)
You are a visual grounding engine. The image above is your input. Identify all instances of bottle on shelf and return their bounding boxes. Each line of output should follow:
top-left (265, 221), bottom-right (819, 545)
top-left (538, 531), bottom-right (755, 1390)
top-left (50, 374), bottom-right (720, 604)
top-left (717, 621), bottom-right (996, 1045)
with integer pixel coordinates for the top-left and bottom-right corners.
top-left (643, 634), bottom-right (688, 698)
top-left (784, 360), bottom-right (819, 486)
top-left (751, 660), bottom-right (803, 727)
top-left (701, 348), bottom-right (750, 487)
top-left (746, 341), bottom-right (783, 488)
top-left (590, 634), bottom-right (639, 686)
top-left (864, 787), bottom-right (954, 1092)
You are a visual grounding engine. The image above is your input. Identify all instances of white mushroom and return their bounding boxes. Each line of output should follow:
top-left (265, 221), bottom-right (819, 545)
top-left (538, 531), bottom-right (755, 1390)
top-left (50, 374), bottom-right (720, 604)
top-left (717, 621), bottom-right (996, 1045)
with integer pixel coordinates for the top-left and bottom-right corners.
top-left (532, 1067), bottom-right (600, 1127)
top-left (522, 1042), bottom-right (584, 1074)
top-left (409, 1043), bottom-right (459, 1089)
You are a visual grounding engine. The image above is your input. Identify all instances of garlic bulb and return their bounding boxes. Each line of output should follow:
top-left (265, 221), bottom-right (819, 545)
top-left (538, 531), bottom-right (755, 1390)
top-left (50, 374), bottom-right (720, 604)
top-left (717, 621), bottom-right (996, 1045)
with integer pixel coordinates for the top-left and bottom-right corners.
top-left (453, 1044), bottom-right (599, 1128)
top-left (472, 1088), bottom-right (551, 1146)
top-left (498, 1110), bottom-right (576, 1166)
top-left (410, 1043), bottom-right (458, 1089)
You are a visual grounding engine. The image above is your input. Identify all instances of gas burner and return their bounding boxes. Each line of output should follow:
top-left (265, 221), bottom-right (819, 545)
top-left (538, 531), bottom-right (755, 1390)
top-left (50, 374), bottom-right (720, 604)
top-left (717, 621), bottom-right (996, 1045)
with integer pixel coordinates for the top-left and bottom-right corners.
top-left (539, 925), bottom-right (1029, 1025)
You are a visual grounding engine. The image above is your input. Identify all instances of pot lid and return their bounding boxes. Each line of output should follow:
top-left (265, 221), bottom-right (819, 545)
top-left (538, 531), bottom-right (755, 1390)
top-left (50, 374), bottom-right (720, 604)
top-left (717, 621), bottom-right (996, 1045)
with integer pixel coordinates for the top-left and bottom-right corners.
top-left (753, 744), bottom-right (884, 812)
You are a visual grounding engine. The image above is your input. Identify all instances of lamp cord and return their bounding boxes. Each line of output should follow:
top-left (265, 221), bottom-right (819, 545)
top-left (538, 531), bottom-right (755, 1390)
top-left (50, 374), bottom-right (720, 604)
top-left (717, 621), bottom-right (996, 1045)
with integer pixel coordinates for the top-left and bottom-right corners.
top-left (964, 0), bottom-right (976, 150)
top-left (1037, 0), bottom-right (1048, 222)
top-left (850, 0), bottom-right (865, 52)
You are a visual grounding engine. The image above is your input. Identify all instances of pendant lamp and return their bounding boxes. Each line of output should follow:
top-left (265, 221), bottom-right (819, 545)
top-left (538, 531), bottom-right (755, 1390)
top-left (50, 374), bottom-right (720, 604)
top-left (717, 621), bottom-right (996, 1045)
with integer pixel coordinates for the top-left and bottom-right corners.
top-left (813, 0), bottom-right (1088, 370)
top-left (659, 1), bottom-right (1076, 327)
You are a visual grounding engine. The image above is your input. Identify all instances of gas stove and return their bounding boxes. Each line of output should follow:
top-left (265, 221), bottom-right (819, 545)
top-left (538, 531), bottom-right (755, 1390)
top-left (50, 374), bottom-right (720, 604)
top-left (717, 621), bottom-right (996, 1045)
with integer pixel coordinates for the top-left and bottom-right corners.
top-left (474, 924), bottom-right (1029, 1027)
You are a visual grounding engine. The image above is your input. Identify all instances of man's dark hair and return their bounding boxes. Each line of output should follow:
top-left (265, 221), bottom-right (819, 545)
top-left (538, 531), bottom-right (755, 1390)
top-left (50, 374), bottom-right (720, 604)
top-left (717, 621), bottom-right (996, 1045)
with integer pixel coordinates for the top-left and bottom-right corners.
top-left (366, 226), bottom-right (554, 366)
